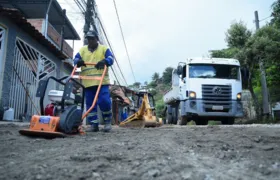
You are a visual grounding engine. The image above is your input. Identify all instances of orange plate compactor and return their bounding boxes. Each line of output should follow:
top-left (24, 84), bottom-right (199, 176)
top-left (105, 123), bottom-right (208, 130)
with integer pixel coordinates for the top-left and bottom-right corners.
top-left (19, 63), bottom-right (106, 138)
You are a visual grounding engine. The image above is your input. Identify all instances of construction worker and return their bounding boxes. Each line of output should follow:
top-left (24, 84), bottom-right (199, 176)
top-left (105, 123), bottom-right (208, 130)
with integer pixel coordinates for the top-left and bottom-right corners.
top-left (73, 30), bottom-right (114, 132)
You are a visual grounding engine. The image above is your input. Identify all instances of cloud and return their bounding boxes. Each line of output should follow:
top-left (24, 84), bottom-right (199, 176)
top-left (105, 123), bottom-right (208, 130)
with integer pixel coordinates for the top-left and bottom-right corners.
top-left (61, 0), bottom-right (274, 85)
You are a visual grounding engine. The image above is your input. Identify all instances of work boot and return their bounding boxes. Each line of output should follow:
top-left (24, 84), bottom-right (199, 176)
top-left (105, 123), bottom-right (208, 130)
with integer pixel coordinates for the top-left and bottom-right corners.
top-left (86, 124), bottom-right (99, 132)
top-left (103, 121), bottom-right (112, 132)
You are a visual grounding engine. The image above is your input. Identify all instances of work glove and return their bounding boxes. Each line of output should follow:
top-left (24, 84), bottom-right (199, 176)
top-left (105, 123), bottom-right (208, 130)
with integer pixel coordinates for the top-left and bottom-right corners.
top-left (95, 59), bottom-right (108, 70)
top-left (77, 60), bottom-right (86, 68)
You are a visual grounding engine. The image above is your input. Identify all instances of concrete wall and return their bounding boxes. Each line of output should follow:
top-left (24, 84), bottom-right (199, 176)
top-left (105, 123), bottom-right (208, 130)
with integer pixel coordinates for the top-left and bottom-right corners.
top-left (0, 15), bottom-right (67, 110)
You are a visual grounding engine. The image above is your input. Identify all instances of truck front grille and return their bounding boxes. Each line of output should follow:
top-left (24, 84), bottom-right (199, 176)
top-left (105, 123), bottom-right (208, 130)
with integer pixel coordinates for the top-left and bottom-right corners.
top-left (202, 84), bottom-right (232, 112)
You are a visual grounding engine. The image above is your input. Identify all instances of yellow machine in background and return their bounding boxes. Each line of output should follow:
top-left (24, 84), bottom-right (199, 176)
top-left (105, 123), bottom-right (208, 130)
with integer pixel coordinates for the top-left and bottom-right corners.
top-left (119, 93), bottom-right (162, 128)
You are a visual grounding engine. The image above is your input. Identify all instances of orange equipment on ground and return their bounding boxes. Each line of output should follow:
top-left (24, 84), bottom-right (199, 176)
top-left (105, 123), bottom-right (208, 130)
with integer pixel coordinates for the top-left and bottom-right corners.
top-left (19, 63), bottom-right (107, 138)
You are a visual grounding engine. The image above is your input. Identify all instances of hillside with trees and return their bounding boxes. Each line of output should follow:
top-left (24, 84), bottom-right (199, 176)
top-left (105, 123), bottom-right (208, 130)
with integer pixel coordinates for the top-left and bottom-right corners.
top-left (128, 67), bottom-right (174, 118)
top-left (210, 0), bottom-right (280, 121)
top-left (128, 0), bottom-right (280, 121)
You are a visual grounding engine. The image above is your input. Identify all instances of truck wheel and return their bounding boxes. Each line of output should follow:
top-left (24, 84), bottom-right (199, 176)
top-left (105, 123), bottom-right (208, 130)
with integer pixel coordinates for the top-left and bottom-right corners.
top-left (195, 118), bottom-right (208, 125)
top-left (162, 118), bottom-right (166, 124)
top-left (172, 107), bottom-right (178, 124)
top-left (166, 110), bottom-right (172, 124)
top-left (221, 118), bottom-right (235, 125)
top-left (178, 116), bottom-right (188, 125)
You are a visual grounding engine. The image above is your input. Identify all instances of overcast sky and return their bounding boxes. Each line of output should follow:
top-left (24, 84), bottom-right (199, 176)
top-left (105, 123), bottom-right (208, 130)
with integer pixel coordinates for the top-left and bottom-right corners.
top-left (58, 0), bottom-right (274, 85)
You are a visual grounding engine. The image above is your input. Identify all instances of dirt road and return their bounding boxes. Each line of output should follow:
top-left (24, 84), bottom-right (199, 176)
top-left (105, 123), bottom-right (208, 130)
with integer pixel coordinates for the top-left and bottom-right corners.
top-left (0, 123), bottom-right (280, 180)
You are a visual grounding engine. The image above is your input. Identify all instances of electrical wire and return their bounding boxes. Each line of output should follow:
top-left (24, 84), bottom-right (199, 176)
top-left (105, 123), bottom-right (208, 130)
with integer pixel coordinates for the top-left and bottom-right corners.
top-left (94, 2), bottom-right (128, 86)
top-left (93, 3), bottom-right (129, 93)
top-left (113, 0), bottom-right (137, 83)
top-left (259, 15), bottom-right (272, 22)
top-left (73, 0), bottom-right (86, 14)
top-left (96, 16), bottom-right (128, 86)
top-left (69, 0), bottom-right (128, 92)
top-left (68, 0), bottom-right (128, 87)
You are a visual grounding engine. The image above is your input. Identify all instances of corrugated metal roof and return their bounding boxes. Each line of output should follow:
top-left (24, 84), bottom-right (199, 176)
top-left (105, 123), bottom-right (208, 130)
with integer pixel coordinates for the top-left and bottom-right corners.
top-left (0, 0), bottom-right (80, 40)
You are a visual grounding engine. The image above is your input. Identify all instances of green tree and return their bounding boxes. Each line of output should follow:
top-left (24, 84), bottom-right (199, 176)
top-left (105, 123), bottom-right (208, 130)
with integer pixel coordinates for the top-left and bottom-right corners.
top-left (242, 25), bottom-right (280, 105)
top-left (133, 82), bottom-right (141, 89)
top-left (155, 99), bottom-right (165, 118)
top-left (271, 0), bottom-right (280, 28)
top-left (162, 67), bottom-right (174, 85)
top-left (152, 72), bottom-right (160, 83)
top-left (210, 48), bottom-right (240, 59)
top-left (225, 21), bottom-right (252, 49)
top-left (210, 21), bottom-right (260, 117)
top-left (211, 21), bottom-right (252, 66)
top-left (148, 81), bottom-right (157, 88)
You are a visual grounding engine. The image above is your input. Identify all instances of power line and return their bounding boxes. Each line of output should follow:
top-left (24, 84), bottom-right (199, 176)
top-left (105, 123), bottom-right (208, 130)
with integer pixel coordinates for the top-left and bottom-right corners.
top-left (113, 0), bottom-right (137, 83)
top-left (259, 15), bottom-right (272, 22)
top-left (70, 0), bottom-right (128, 89)
top-left (73, 0), bottom-right (86, 14)
top-left (97, 18), bottom-right (128, 86)
top-left (96, 15), bottom-right (128, 86)
top-left (67, 0), bottom-right (128, 87)
top-left (110, 65), bottom-right (125, 87)
top-left (93, 3), bottom-right (128, 93)
top-left (94, 4), bottom-right (128, 86)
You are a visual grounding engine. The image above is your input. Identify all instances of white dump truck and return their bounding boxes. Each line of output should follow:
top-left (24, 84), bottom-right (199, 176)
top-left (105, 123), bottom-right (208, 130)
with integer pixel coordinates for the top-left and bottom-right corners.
top-left (163, 58), bottom-right (244, 125)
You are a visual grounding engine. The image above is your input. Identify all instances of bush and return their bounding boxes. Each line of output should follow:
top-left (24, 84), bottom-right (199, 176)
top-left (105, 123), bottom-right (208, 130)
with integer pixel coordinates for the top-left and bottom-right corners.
top-left (155, 99), bottom-right (165, 118)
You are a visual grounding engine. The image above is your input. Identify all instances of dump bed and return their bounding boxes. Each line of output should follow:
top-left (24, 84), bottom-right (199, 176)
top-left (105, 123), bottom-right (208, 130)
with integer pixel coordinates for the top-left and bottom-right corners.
top-left (163, 86), bottom-right (181, 104)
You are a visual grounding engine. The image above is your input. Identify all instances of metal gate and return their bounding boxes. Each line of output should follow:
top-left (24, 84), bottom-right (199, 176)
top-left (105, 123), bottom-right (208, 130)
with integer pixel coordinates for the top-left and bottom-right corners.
top-left (0, 26), bottom-right (6, 85)
top-left (9, 38), bottom-right (56, 120)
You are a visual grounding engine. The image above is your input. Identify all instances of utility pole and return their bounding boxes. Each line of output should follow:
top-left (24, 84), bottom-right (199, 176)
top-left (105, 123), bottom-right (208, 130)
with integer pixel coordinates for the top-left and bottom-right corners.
top-left (83, 0), bottom-right (93, 125)
top-left (84, 0), bottom-right (94, 45)
top-left (254, 11), bottom-right (270, 116)
top-left (83, 0), bottom-right (100, 125)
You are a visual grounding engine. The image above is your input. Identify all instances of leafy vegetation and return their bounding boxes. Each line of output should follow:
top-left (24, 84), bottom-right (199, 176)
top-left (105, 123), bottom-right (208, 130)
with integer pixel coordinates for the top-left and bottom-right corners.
top-left (210, 1), bottom-right (280, 121)
top-left (150, 68), bottom-right (174, 117)
top-left (128, 68), bottom-right (174, 118)
top-left (128, 1), bottom-right (280, 121)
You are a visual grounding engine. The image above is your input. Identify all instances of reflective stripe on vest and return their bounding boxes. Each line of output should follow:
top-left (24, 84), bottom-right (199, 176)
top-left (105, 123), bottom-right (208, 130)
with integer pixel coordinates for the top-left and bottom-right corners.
top-left (78, 44), bottom-right (110, 87)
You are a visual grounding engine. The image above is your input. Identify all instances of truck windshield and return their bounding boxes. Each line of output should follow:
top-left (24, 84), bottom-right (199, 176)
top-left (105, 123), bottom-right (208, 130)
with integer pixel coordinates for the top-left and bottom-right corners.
top-left (189, 64), bottom-right (240, 80)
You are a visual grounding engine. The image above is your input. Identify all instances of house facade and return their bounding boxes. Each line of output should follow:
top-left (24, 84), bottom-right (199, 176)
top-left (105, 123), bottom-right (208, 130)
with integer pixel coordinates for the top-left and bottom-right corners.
top-left (0, 1), bottom-right (80, 120)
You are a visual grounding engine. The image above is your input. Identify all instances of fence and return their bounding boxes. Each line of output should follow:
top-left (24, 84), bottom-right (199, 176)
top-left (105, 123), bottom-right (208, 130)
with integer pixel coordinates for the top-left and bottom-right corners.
top-left (9, 38), bottom-right (56, 120)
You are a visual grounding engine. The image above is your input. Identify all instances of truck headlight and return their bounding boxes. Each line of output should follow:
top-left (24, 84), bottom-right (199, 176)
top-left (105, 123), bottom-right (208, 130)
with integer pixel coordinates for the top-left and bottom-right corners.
top-left (237, 93), bottom-right (242, 100)
top-left (190, 91), bottom-right (196, 99)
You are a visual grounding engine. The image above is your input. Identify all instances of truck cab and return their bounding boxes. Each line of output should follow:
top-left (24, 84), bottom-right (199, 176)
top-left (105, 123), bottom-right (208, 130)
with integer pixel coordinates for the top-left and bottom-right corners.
top-left (163, 58), bottom-right (244, 125)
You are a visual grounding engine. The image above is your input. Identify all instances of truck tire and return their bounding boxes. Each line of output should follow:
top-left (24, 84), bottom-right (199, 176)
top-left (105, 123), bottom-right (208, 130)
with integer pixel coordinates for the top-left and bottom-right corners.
top-left (195, 118), bottom-right (208, 125)
top-left (176, 107), bottom-right (187, 125)
top-left (172, 107), bottom-right (178, 124)
top-left (178, 116), bottom-right (188, 125)
top-left (221, 118), bottom-right (235, 125)
top-left (166, 110), bottom-right (172, 124)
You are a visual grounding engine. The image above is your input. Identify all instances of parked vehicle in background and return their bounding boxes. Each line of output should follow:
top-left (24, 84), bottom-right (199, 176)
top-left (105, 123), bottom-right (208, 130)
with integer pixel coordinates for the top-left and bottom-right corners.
top-left (163, 58), bottom-right (244, 125)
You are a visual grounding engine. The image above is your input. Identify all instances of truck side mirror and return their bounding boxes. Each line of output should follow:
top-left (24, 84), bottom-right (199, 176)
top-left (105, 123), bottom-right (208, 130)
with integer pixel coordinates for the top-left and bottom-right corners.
top-left (177, 65), bottom-right (183, 75)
